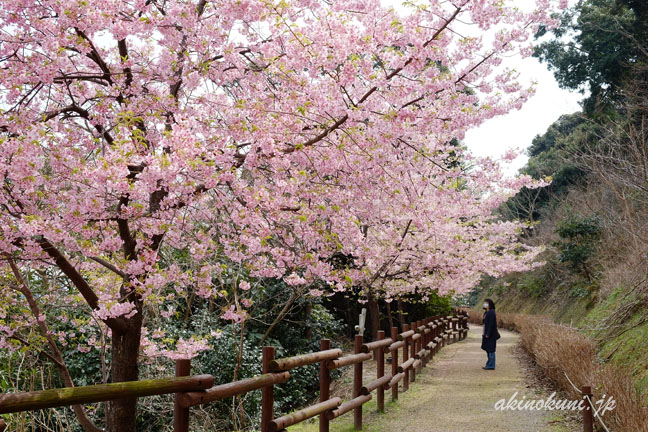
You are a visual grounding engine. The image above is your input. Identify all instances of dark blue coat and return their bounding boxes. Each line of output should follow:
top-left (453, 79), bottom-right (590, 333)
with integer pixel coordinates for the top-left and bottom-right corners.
top-left (481, 309), bottom-right (497, 353)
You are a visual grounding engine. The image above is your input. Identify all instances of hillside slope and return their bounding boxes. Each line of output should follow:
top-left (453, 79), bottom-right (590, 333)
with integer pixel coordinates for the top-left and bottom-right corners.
top-left (469, 0), bottom-right (648, 398)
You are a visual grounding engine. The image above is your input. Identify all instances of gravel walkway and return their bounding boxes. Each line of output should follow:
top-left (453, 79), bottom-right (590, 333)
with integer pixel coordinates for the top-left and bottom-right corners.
top-left (370, 326), bottom-right (569, 432)
top-left (289, 326), bottom-right (575, 432)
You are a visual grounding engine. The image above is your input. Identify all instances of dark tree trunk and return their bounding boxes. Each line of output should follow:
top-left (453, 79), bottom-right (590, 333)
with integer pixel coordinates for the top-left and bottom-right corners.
top-left (397, 298), bottom-right (405, 328)
top-left (305, 302), bottom-right (312, 339)
top-left (386, 301), bottom-right (394, 330)
top-left (327, 292), bottom-right (354, 338)
top-left (367, 294), bottom-right (380, 341)
top-left (106, 312), bottom-right (143, 432)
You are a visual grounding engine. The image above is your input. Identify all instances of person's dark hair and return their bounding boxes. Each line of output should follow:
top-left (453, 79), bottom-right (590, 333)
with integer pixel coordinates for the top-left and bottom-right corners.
top-left (484, 298), bottom-right (496, 310)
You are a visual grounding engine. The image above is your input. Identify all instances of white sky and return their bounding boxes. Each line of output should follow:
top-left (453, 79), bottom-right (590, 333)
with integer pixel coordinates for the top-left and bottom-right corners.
top-left (456, 0), bottom-right (583, 175)
top-left (381, 0), bottom-right (583, 175)
top-left (463, 56), bottom-right (583, 174)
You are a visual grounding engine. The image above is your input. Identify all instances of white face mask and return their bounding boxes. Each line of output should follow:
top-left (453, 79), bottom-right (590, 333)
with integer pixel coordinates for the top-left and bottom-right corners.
top-left (483, 303), bottom-right (489, 309)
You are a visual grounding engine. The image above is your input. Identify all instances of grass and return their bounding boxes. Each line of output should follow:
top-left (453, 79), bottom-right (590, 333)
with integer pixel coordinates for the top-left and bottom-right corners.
top-left (599, 316), bottom-right (648, 393)
top-left (287, 362), bottom-right (447, 432)
top-left (545, 414), bottom-right (576, 432)
top-left (286, 397), bottom-right (404, 432)
top-left (576, 284), bottom-right (648, 396)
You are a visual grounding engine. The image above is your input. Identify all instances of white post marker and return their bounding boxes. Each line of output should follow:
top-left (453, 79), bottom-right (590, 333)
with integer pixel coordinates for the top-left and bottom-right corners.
top-left (355, 308), bottom-right (367, 335)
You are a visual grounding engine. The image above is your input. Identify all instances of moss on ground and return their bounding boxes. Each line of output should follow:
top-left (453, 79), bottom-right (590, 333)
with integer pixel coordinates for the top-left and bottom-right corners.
top-left (545, 414), bottom-right (576, 432)
top-left (285, 397), bottom-right (394, 432)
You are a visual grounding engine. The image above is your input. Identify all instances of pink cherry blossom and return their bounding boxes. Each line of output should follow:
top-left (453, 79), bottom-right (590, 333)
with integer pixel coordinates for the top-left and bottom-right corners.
top-left (0, 0), bottom-right (565, 428)
top-left (162, 337), bottom-right (210, 361)
top-left (221, 305), bottom-right (247, 324)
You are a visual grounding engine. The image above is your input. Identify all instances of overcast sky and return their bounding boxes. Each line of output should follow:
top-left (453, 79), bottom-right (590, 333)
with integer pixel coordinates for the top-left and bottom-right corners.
top-left (382, 0), bottom-right (583, 175)
top-left (459, 0), bottom-right (584, 174)
top-left (463, 56), bottom-right (583, 174)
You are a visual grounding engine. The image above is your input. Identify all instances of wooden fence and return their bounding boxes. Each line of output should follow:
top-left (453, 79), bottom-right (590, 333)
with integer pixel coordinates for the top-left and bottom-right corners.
top-left (0, 311), bottom-right (469, 432)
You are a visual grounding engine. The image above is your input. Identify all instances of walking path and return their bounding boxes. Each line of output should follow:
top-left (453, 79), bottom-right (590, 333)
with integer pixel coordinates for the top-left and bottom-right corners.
top-left (374, 326), bottom-right (565, 432)
top-left (290, 326), bottom-right (574, 432)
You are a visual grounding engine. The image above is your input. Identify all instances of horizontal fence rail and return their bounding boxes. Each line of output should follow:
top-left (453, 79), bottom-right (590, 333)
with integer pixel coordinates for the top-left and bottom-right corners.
top-left (0, 375), bottom-right (214, 415)
top-left (269, 349), bottom-right (343, 372)
top-left (178, 372), bottom-right (291, 408)
top-left (0, 310), bottom-right (470, 432)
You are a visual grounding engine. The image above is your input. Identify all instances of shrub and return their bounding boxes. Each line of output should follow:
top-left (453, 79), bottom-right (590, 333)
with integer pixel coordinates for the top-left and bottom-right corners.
top-left (553, 213), bottom-right (601, 278)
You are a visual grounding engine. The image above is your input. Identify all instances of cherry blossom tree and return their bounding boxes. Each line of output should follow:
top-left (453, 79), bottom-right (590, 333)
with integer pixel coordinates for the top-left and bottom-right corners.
top-left (0, 0), bottom-right (558, 430)
top-left (308, 140), bottom-right (547, 336)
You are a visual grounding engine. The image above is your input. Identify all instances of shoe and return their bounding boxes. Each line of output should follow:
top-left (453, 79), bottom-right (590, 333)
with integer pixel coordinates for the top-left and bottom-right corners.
top-left (482, 367), bottom-right (494, 370)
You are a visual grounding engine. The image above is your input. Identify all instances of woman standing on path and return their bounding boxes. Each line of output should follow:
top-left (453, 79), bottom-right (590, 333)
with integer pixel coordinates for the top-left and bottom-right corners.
top-left (481, 298), bottom-right (498, 370)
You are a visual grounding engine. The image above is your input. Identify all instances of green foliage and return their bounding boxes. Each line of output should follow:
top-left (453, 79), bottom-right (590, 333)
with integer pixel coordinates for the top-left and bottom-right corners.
top-left (247, 299), bottom-right (345, 418)
top-left (191, 323), bottom-right (264, 431)
top-left (308, 304), bottom-right (347, 342)
top-left (553, 212), bottom-right (601, 276)
top-left (527, 113), bottom-right (586, 157)
top-left (555, 213), bottom-right (602, 239)
top-left (534, 0), bottom-right (648, 114)
top-left (462, 284), bottom-right (485, 307)
top-left (401, 289), bottom-right (453, 319)
top-left (499, 113), bottom-right (595, 222)
top-left (425, 291), bottom-right (453, 316)
top-left (517, 273), bottom-right (548, 298)
top-left (134, 297), bottom-right (346, 431)
top-left (565, 280), bottom-right (592, 298)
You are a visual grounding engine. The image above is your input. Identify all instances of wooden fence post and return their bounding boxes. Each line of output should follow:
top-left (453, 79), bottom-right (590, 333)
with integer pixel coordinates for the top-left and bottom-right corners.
top-left (441, 317), bottom-right (446, 347)
top-left (428, 320), bottom-right (433, 359)
top-left (402, 324), bottom-right (409, 391)
top-left (420, 319), bottom-right (426, 367)
top-left (390, 326), bottom-right (398, 401)
top-left (174, 359), bottom-right (191, 432)
top-left (416, 320), bottom-right (422, 374)
top-left (582, 385), bottom-right (593, 432)
top-left (431, 318), bottom-right (435, 356)
top-left (419, 320), bottom-right (424, 369)
top-left (319, 339), bottom-right (331, 432)
top-left (262, 346), bottom-right (275, 432)
top-left (410, 322), bottom-right (416, 382)
top-left (376, 330), bottom-right (385, 413)
top-left (353, 334), bottom-right (363, 430)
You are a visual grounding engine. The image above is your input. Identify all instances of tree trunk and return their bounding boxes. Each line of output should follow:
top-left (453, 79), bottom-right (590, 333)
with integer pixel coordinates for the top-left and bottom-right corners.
top-left (397, 298), bottom-right (405, 328)
top-left (105, 313), bottom-right (143, 432)
top-left (259, 289), bottom-right (299, 345)
top-left (366, 294), bottom-right (380, 341)
top-left (305, 302), bottom-right (312, 339)
top-left (386, 301), bottom-right (394, 330)
top-left (8, 258), bottom-right (103, 432)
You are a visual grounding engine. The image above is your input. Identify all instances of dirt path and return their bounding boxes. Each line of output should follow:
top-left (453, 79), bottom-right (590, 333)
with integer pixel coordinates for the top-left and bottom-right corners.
top-left (290, 326), bottom-right (576, 432)
top-left (372, 326), bottom-right (570, 432)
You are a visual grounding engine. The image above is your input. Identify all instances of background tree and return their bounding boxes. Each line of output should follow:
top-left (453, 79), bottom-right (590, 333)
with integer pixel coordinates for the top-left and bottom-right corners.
top-left (535, 0), bottom-right (648, 114)
top-left (0, 1), bottom-right (558, 430)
